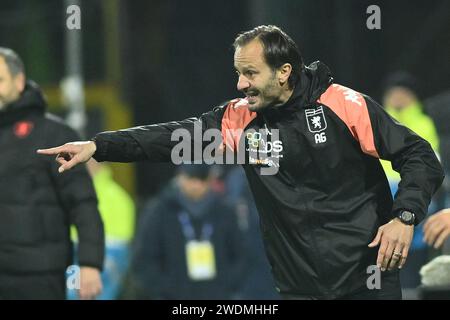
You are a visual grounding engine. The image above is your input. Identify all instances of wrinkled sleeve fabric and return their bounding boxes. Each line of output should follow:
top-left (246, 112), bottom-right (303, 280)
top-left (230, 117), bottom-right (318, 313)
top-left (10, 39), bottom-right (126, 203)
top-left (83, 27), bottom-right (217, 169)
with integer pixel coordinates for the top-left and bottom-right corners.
top-left (364, 96), bottom-right (444, 224)
top-left (319, 84), bottom-right (444, 224)
top-left (92, 106), bottom-right (227, 163)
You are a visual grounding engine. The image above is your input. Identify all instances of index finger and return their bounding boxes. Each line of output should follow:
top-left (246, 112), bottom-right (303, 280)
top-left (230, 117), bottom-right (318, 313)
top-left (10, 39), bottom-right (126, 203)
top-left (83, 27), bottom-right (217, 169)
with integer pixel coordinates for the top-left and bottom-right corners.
top-left (376, 240), bottom-right (389, 269)
top-left (37, 145), bottom-right (68, 155)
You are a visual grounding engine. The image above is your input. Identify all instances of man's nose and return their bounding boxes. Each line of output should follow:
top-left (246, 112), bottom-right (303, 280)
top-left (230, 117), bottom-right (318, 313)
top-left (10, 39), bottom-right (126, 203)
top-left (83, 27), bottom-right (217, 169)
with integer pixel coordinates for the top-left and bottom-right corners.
top-left (237, 75), bottom-right (250, 91)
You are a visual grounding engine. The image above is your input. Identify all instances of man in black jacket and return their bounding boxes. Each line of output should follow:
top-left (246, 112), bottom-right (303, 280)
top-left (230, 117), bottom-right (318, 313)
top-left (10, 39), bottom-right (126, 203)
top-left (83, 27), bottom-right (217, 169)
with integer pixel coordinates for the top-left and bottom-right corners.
top-left (0, 47), bottom-right (104, 299)
top-left (133, 165), bottom-right (247, 299)
top-left (38, 26), bottom-right (444, 299)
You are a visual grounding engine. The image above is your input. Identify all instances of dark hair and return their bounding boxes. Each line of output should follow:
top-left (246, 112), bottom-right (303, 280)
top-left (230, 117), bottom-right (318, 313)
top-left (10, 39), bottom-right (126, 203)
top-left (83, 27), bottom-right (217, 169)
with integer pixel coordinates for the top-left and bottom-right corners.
top-left (0, 47), bottom-right (25, 77)
top-left (382, 71), bottom-right (420, 98)
top-left (233, 25), bottom-right (303, 89)
top-left (178, 164), bottom-right (211, 180)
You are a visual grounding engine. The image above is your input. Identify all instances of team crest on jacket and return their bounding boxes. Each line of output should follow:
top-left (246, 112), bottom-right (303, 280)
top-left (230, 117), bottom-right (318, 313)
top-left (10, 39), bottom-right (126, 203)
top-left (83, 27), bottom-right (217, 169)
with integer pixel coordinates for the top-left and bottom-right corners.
top-left (14, 121), bottom-right (34, 138)
top-left (305, 106), bottom-right (327, 133)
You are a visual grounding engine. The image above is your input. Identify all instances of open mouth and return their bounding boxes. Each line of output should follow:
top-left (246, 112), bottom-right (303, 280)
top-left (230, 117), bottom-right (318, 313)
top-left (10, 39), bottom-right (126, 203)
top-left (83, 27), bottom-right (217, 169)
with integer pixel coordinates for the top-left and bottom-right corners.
top-left (245, 91), bottom-right (259, 104)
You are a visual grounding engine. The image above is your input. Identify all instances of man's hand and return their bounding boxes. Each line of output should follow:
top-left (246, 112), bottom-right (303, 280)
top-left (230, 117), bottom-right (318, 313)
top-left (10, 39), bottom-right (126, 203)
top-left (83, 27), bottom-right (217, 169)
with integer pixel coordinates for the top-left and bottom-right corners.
top-left (37, 141), bottom-right (96, 173)
top-left (79, 266), bottom-right (102, 300)
top-left (368, 218), bottom-right (414, 271)
top-left (424, 208), bottom-right (450, 249)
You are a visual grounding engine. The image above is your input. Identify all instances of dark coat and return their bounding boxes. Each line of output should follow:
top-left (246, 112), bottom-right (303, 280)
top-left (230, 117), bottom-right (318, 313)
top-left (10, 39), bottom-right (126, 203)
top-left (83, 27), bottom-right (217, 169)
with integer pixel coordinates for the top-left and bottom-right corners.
top-left (0, 81), bottom-right (104, 273)
top-left (133, 182), bottom-right (247, 299)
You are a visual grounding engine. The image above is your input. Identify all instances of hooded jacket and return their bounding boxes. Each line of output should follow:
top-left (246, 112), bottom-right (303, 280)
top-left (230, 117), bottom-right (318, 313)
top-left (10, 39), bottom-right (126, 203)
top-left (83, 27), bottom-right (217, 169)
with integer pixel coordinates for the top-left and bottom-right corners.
top-left (0, 81), bottom-right (104, 273)
top-left (93, 62), bottom-right (444, 298)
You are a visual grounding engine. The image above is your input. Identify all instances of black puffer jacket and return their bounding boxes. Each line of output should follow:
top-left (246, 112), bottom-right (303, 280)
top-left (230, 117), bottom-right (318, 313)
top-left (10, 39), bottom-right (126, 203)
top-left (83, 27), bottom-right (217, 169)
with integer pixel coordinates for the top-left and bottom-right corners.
top-left (0, 81), bottom-right (104, 273)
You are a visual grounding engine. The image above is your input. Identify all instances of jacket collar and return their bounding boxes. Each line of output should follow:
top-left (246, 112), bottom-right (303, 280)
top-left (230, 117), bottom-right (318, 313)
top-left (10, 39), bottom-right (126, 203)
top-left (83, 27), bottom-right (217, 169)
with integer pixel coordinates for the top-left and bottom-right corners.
top-left (0, 80), bottom-right (46, 126)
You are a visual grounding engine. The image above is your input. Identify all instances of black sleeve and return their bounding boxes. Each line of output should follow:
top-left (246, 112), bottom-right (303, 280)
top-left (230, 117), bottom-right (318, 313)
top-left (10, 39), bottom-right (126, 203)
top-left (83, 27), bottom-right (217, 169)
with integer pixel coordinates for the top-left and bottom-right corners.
top-left (365, 96), bottom-right (445, 224)
top-left (92, 105), bottom-right (227, 163)
top-left (49, 124), bottom-right (105, 270)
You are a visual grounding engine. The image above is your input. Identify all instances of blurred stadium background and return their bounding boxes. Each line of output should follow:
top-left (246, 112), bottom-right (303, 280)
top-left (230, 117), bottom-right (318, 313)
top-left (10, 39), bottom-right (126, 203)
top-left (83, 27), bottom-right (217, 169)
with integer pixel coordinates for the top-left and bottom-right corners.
top-left (2, 0), bottom-right (449, 201)
top-left (1, 0), bottom-right (450, 300)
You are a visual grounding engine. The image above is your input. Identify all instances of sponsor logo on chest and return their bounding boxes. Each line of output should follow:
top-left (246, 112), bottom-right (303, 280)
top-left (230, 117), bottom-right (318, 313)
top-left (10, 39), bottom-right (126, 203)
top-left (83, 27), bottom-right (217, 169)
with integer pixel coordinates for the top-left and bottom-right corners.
top-left (245, 124), bottom-right (284, 169)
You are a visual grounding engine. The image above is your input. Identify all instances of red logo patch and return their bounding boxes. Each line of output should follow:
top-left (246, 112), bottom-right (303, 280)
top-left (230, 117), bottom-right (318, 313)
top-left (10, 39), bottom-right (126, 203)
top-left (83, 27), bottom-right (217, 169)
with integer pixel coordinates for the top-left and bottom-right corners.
top-left (14, 121), bottom-right (34, 138)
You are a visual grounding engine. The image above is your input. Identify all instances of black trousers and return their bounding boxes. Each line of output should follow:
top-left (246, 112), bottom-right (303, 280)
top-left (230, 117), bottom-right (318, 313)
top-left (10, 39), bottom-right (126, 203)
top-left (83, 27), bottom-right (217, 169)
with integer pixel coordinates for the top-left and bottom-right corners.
top-left (0, 271), bottom-right (66, 300)
top-left (282, 270), bottom-right (402, 300)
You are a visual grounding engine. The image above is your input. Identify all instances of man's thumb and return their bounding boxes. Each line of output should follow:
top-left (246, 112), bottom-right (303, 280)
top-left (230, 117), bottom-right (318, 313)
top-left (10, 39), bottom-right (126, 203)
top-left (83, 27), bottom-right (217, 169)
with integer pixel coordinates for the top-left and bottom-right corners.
top-left (368, 229), bottom-right (382, 247)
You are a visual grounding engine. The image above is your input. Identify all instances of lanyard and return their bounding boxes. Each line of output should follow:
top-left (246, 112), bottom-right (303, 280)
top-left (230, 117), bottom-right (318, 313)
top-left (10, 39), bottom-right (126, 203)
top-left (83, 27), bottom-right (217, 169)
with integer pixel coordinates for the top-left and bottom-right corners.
top-left (178, 211), bottom-right (213, 241)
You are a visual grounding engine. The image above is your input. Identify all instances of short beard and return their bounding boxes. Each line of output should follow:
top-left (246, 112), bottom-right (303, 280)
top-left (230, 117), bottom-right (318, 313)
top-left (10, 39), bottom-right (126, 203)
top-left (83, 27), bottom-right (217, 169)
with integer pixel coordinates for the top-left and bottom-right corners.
top-left (248, 77), bottom-right (279, 112)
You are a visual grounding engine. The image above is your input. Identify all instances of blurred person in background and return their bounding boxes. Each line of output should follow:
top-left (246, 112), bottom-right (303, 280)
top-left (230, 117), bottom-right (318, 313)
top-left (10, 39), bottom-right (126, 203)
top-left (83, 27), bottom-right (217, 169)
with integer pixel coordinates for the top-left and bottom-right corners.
top-left (421, 207), bottom-right (450, 299)
top-left (0, 47), bottom-right (104, 299)
top-left (424, 89), bottom-right (450, 182)
top-left (132, 164), bottom-right (246, 299)
top-left (38, 25), bottom-right (444, 300)
top-left (381, 71), bottom-right (440, 174)
top-left (380, 72), bottom-right (442, 289)
top-left (68, 159), bottom-right (135, 300)
top-left (424, 208), bottom-right (450, 250)
top-left (423, 89), bottom-right (450, 254)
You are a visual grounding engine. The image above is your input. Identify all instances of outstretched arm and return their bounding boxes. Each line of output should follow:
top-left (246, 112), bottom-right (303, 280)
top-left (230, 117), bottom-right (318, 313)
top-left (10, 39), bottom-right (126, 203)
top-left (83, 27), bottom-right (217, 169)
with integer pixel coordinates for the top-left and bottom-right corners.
top-left (37, 105), bottom-right (228, 172)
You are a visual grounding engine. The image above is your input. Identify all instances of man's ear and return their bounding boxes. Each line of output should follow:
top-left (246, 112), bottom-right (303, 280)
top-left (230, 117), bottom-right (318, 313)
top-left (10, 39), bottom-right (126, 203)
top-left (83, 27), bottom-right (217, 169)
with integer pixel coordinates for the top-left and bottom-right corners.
top-left (14, 72), bottom-right (26, 93)
top-left (277, 63), bottom-right (292, 86)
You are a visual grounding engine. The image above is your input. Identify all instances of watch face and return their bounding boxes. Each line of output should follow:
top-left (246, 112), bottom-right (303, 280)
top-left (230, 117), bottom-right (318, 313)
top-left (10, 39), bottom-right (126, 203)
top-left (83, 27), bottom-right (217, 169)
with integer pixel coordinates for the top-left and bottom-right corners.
top-left (402, 211), bottom-right (413, 222)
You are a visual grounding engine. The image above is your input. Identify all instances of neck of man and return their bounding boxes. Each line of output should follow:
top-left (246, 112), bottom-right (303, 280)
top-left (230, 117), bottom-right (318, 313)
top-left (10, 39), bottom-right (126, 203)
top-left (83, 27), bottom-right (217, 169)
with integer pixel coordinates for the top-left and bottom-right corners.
top-left (273, 85), bottom-right (295, 107)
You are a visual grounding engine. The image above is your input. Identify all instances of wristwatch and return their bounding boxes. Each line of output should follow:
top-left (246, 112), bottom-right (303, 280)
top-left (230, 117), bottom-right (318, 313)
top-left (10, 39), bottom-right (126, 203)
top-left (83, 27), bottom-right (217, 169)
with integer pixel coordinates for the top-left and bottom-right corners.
top-left (396, 210), bottom-right (415, 225)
